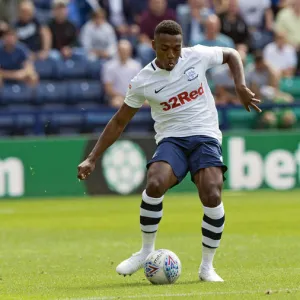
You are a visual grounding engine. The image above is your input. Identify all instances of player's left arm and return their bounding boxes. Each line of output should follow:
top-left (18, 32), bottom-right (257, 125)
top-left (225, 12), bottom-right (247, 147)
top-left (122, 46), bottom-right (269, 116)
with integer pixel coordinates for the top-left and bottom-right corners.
top-left (222, 48), bottom-right (262, 113)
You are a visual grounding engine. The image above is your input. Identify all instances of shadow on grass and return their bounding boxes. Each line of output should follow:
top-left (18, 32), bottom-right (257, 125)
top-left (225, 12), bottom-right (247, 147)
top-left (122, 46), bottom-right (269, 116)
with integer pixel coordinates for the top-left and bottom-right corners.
top-left (56, 281), bottom-right (150, 291)
top-left (55, 279), bottom-right (201, 291)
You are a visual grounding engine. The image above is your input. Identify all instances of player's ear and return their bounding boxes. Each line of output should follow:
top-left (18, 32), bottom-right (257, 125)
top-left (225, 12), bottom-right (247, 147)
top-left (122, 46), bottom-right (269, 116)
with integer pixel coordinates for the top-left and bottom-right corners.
top-left (151, 39), bottom-right (156, 51)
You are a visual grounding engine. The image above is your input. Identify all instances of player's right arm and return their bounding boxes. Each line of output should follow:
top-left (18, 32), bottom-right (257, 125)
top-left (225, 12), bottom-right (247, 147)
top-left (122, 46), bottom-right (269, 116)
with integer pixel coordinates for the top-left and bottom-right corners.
top-left (77, 104), bottom-right (139, 180)
top-left (77, 75), bottom-right (145, 180)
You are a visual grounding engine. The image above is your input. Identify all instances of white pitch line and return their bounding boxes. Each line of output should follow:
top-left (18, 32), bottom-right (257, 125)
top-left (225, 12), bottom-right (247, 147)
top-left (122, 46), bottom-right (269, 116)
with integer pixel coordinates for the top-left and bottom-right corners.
top-left (62, 287), bottom-right (300, 300)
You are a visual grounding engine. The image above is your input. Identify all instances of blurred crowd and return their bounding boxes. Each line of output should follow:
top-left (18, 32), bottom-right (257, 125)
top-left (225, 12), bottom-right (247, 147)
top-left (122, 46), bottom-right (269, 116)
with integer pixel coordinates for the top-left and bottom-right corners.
top-left (0, 0), bottom-right (300, 130)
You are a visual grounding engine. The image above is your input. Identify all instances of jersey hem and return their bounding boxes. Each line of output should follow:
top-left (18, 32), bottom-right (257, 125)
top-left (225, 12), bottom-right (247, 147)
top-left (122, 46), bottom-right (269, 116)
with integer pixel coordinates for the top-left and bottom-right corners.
top-left (155, 132), bottom-right (222, 145)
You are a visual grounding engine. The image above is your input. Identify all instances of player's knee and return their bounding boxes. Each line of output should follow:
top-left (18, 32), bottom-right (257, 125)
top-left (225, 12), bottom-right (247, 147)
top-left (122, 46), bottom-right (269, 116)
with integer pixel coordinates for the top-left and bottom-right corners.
top-left (201, 186), bottom-right (221, 208)
top-left (146, 176), bottom-right (166, 198)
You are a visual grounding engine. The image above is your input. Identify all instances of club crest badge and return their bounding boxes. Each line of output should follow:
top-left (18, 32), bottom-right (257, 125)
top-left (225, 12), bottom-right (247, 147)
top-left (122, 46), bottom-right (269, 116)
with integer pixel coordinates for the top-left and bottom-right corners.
top-left (184, 67), bottom-right (198, 81)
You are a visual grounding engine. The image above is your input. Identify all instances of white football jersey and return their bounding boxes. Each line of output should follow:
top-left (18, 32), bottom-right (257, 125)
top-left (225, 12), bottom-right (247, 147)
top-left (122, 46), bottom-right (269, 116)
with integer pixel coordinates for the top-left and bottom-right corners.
top-left (124, 45), bottom-right (223, 144)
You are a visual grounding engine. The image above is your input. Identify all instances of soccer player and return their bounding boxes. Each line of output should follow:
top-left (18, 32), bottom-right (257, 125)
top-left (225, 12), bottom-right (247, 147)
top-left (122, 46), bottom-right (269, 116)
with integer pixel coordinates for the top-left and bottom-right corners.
top-left (77, 20), bottom-right (261, 282)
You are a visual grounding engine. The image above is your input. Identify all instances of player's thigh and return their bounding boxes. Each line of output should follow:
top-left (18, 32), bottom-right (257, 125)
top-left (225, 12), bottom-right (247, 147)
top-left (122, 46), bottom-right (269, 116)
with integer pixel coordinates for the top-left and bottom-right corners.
top-left (146, 141), bottom-right (188, 197)
top-left (189, 138), bottom-right (227, 207)
top-left (193, 167), bottom-right (224, 207)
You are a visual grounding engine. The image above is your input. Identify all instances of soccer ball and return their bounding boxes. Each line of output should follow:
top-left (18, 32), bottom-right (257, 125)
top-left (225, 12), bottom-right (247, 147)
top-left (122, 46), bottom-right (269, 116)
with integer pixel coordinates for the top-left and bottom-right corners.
top-left (144, 249), bottom-right (181, 284)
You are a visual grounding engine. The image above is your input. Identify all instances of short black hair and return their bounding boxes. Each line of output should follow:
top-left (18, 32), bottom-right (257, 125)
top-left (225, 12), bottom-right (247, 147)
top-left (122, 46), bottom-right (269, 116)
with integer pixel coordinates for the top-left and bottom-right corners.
top-left (154, 20), bottom-right (182, 37)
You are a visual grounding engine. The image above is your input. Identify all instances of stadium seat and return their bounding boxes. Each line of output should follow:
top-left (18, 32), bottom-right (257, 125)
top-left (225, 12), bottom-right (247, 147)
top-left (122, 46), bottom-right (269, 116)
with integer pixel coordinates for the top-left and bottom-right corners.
top-left (40, 103), bottom-right (67, 111)
top-left (34, 58), bottom-right (57, 80)
top-left (89, 126), bottom-right (107, 133)
top-left (227, 108), bottom-right (257, 129)
top-left (6, 104), bottom-right (36, 112)
top-left (67, 81), bottom-right (103, 104)
top-left (15, 114), bottom-right (36, 134)
top-left (84, 111), bottom-right (116, 132)
top-left (5, 105), bottom-right (37, 135)
top-left (280, 77), bottom-right (300, 98)
top-left (125, 109), bottom-right (153, 132)
top-left (85, 111), bottom-right (117, 124)
top-left (45, 112), bottom-right (84, 135)
top-left (0, 84), bottom-right (35, 105)
top-left (130, 109), bottom-right (152, 123)
top-left (56, 59), bottom-right (89, 80)
top-left (0, 115), bottom-right (14, 129)
top-left (74, 102), bottom-right (101, 110)
top-left (51, 112), bottom-right (83, 127)
top-left (35, 82), bottom-right (68, 104)
top-left (87, 59), bottom-right (103, 80)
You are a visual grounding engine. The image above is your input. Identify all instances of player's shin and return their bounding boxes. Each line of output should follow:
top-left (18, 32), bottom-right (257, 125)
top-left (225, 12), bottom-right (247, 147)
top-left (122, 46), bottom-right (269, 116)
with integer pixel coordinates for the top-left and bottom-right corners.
top-left (201, 202), bottom-right (225, 270)
top-left (140, 190), bottom-right (164, 254)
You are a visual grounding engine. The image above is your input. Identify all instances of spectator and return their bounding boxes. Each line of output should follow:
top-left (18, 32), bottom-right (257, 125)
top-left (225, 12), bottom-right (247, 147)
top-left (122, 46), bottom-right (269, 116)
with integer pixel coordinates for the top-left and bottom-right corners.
top-left (15, 0), bottom-right (51, 60)
top-left (238, 0), bottom-right (274, 49)
top-left (99, 0), bottom-right (140, 46)
top-left (238, 0), bottom-right (274, 30)
top-left (246, 51), bottom-right (293, 101)
top-left (128, 0), bottom-right (148, 24)
top-left (0, 0), bottom-right (22, 23)
top-left (48, 0), bottom-right (78, 60)
top-left (99, 0), bottom-right (134, 35)
top-left (0, 20), bottom-right (9, 38)
top-left (219, 0), bottom-right (250, 49)
top-left (177, 0), bottom-right (213, 46)
top-left (103, 40), bottom-right (142, 108)
top-left (263, 32), bottom-right (297, 77)
top-left (80, 9), bottom-right (117, 60)
top-left (276, 0), bottom-right (300, 72)
top-left (69, 0), bottom-right (100, 28)
top-left (193, 14), bottom-right (235, 48)
top-left (211, 64), bottom-right (238, 105)
top-left (210, 0), bottom-right (229, 15)
top-left (138, 0), bottom-right (176, 66)
top-left (0, 28), bottom-right (38, 85)
top-left (271, 0), bottom-right (289, 17)
top-left (245, 51), bottom-right (296, 130)
top-left (210, 46), bottom-right (247, 105)
top-left (246, 51), bottom-right (278, 99)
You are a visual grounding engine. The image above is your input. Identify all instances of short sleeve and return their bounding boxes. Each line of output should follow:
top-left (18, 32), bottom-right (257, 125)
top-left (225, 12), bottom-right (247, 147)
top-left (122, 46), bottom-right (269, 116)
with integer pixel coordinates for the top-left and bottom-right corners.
top-left (191, 45), bottom-right (223, 70)
top-left (124, 75), bottom-right (145, 108)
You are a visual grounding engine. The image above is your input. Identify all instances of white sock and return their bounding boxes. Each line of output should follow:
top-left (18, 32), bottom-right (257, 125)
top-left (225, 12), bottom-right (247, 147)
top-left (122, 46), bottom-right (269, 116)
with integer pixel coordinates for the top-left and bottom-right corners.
top-left (201, 202), bottom-right (225, 270)
top-left (201, 246), bottom-right (216, 270)
top-left (141, 231), bottom-right (156, 253)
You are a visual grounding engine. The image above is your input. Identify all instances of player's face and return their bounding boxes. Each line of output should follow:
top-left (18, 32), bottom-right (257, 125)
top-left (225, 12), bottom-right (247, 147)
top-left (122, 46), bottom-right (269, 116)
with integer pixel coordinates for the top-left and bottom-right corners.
top-left (152, 34), bottom-right (182, 71)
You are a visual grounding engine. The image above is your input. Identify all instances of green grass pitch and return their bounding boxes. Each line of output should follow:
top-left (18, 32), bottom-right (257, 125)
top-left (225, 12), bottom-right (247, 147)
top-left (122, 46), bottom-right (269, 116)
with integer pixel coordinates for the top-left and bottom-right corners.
top-left (0, 190), bottom-right (300, 300)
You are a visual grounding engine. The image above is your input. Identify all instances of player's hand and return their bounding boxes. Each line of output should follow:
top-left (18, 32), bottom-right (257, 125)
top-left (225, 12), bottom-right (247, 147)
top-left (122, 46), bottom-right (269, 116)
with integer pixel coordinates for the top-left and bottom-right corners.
top-left (235, 85), bottom-right (262, 113)
top-left (77, 158), bottom-right (96, 180)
